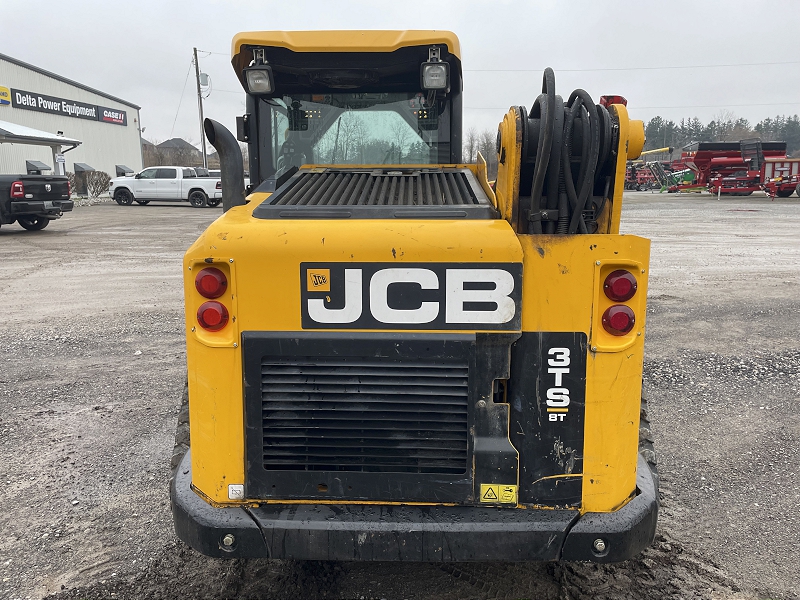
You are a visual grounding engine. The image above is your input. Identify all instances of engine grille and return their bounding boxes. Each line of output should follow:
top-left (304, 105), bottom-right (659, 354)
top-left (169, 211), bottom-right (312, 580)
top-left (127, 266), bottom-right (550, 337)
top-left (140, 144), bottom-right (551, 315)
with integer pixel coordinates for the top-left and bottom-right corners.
top-left (273, 169), bottom-right (479, 207)
top-left (251, 168), bottom-right (497, 220)
top-left (260, 356), bottom-right (469, 474)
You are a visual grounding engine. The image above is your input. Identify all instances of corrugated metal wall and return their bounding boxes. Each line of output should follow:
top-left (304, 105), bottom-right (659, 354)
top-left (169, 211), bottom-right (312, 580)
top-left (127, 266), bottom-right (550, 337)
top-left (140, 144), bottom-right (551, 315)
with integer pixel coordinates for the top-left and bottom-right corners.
top-left (0, 57), bottom-right (142, 177)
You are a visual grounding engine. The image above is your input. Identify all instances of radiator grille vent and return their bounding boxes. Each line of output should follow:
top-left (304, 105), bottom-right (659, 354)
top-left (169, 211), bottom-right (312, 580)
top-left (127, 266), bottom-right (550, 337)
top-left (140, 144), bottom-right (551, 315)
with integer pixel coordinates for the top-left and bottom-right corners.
top-left (271, 169), bottom-right (480, 207)
top-left (260, 356), bottom-right (469, 474)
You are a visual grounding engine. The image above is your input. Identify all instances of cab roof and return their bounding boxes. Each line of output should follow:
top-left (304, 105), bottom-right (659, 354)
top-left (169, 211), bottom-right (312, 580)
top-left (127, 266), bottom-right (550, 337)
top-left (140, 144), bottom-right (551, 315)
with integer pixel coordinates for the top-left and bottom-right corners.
top-left (231, 30), bottom-right (461, 80)
top-left (232, 30), bottom-right (460, 58)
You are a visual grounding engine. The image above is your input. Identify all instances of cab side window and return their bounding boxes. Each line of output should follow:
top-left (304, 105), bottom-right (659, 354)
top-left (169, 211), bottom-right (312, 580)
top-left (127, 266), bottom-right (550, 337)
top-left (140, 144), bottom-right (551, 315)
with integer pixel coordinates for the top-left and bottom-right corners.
top-left (156, 168), bottom-right (177, 179)
top-left (139, 168), bottom-right (158, 179)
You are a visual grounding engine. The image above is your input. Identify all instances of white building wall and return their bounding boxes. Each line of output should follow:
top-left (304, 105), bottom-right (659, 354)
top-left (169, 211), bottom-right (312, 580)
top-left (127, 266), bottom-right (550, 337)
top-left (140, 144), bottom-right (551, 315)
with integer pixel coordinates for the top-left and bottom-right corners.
top-left (0, 56), bottom-right (142, 177)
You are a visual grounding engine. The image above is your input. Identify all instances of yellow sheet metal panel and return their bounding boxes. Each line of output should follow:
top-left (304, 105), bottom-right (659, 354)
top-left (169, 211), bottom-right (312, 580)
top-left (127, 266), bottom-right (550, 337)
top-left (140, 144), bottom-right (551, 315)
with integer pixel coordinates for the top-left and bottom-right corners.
top-left (583, 336), bottom-right (645, 512)
top-left (494, 107), bottom-right (523, 228)
top-left (517, 233), bottom-right (650, 512)
top-left (183, 258), bottom-right (245, 503)
top-left (184, 209), bottom-right (522, 502)
top-left (186, 342), bottom-right (245, 502)
top-left (232, 30), bottom-right (461, 59)
top-left (601, 104), bottom-right (644, 235)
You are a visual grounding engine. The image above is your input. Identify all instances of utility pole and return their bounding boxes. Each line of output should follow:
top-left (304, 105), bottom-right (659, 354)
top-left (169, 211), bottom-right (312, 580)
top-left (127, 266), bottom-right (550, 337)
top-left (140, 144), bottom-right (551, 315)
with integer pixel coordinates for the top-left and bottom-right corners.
top-left (193, 47), bottom-right (208, 169)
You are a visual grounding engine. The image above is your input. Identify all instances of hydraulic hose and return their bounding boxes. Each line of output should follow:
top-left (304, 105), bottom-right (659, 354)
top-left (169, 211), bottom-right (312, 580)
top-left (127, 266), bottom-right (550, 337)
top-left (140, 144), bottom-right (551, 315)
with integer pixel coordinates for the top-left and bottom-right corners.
top-left (518, 69), bottom-right (611, 235)
top-left (564, 90), bottom-right (600, 234)
top-left (528, 69), bottom-right (556, 234)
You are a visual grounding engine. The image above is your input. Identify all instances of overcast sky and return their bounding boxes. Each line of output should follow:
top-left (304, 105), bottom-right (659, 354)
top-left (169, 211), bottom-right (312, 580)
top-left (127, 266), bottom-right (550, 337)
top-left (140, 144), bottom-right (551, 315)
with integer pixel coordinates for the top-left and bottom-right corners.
top-left (3, 0), bottom-right (799, 147)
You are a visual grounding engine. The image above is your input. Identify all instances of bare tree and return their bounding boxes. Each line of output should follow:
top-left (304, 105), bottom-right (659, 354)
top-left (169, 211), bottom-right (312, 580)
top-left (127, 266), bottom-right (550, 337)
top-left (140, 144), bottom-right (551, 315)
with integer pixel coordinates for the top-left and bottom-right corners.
top-left (477, 129), bottom-right (498, 179)
top-left (389, 118), bottom-right (411, 162)
top-left (172, 140), bottom-right (201, 167)
top-left (463, 127), bottom-right (479, 163)
top-left (712, 110), bottom-right (737, 142)
top-left (143, 140), bottom-right (167, 168)
top-left (66, 171), bottom-right (76, 194)
top-left (86, 171), bottom-right (111, 198)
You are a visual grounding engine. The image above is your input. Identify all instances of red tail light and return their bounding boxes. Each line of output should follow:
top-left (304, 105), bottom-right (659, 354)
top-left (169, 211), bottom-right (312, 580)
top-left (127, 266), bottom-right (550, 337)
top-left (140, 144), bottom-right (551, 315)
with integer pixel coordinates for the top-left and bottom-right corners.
top-left (10, 181), bottom-right (24, 198)
top-left (216, 181), bottom-right (222, 189)
top-left (67, 180), bottom-right (71, 196)
top-left (195, 267), bottom-right (227, 299)
top-left (197, 301), bottom-right (229, 331)
top-left (602, 305), bottom-right (635, 336)
top-left (603, 270), bottom-right (637, 302)
top-left (599, 95), bottom-right (628, 107)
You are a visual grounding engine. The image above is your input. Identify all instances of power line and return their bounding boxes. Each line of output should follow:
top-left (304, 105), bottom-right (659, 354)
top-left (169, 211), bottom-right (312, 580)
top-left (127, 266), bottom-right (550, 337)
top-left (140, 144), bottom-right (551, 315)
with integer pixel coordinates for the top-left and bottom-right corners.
top-left (193, 53), bottom-right (799, 71)
top-left (169, 61), bottom-right (194, 139)
top-left (465, 60), bottom-right (800, 73)
top-left (633, 102), bottom-right (800, 110)
top-left (466, 101), bottom-right (800, 111)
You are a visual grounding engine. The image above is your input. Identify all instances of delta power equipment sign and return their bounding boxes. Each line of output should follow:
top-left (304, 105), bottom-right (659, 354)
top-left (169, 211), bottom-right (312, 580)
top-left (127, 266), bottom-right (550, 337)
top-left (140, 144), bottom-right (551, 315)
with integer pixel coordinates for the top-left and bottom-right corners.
top-left (9, 88), bottom-right (127, 126)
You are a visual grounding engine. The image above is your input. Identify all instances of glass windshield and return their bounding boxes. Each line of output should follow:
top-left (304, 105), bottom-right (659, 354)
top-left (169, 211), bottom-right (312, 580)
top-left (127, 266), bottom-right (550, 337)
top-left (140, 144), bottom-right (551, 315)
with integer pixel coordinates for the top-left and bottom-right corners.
top-left (260, 92), bottom-right (450, 174)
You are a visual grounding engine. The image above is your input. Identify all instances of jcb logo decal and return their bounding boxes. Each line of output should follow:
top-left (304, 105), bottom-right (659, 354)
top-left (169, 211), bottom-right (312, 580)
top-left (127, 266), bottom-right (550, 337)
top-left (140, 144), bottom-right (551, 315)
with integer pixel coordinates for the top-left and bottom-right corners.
top-left (307, 268), bottom-right (330, 291)
top-left (301, 263), bottom-right (522, 330)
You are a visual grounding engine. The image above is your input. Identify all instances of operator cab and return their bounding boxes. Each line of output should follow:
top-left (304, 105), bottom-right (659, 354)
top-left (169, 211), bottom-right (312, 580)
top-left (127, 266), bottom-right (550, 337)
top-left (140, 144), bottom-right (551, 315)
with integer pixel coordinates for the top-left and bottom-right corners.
top-left (231, 31), bottom-right (463, 187)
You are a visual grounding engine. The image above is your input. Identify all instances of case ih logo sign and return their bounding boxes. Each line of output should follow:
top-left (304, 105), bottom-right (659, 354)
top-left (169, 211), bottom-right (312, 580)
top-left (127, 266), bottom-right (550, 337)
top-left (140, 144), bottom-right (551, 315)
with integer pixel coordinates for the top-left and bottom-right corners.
top-left (100, 108), bottom-right (126, 125)
top-left (301, 262), bottom-right (522, 330)
top-left (11, 88), bottom-right (127, 126)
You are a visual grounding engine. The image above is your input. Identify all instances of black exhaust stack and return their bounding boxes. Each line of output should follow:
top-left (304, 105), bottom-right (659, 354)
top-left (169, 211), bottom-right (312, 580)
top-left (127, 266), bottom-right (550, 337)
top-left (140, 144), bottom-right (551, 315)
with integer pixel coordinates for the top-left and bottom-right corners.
top-left (203, 118), bottom-right (245, 212)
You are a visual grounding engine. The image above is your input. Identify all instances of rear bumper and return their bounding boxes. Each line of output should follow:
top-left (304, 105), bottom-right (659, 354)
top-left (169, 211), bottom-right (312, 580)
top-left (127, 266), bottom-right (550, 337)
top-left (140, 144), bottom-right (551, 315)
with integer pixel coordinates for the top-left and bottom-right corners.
top-left (171, 451), bottom-right (657, 562)
top-left (11, 199), bottom-right (73, 218)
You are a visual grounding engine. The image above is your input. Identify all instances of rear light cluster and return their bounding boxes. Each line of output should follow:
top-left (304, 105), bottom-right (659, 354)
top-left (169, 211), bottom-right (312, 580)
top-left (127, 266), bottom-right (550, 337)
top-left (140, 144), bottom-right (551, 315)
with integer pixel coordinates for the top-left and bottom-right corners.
top-left (601, 269), bottom-right (638, 336)
top-left (195, 267), bottom-right (230, 331)
top-left (10, 181), bottom-right (24, 198)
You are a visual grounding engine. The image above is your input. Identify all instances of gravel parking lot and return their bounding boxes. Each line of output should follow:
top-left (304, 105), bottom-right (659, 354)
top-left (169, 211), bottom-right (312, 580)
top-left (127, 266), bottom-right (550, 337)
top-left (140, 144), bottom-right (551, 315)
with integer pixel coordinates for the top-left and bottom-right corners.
top-left (0, 193), bottom-right (798, 600)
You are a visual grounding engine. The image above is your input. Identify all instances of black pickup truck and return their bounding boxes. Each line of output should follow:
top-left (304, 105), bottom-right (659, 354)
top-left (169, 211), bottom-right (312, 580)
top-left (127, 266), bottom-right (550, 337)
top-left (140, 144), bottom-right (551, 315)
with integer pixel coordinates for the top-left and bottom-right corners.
top-left (0, 174), bottom-right (72, 231)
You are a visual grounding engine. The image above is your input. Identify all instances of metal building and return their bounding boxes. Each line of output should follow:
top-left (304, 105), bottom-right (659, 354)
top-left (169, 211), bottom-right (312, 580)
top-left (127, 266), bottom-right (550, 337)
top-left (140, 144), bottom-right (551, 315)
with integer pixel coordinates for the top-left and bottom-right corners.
top-left (0, 52), bottom-right (142, 178)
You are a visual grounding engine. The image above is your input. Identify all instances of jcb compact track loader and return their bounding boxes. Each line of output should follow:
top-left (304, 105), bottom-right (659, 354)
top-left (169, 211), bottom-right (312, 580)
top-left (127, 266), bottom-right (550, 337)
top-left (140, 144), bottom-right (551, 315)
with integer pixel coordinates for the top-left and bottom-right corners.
top-left (171, 30), bottom-right (657, 562)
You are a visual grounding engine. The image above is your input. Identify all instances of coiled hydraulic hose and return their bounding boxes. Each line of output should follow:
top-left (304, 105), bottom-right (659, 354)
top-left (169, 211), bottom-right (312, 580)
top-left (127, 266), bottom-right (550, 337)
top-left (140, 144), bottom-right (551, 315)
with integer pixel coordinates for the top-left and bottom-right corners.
top-left (519, 68), bottom-right (612, 235)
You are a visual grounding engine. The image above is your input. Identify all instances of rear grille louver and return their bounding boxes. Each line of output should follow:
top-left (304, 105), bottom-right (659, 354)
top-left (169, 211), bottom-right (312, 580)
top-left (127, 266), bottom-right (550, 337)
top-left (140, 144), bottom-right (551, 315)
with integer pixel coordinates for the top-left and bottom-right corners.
top-left (260, 356), bottom-right (469, 475)
top-left (251, 167), bottom-right (498, 220)
top-left (272, 170), bottom-right (479, 207)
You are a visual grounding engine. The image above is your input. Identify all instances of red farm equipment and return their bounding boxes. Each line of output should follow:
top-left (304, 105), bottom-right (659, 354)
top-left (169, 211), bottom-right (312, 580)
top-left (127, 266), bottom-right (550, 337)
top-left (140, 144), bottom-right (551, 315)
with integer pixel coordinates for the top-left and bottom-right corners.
top-left (762, 158), bottom-right (800, 198)
top-left (676, 140), bottom-right (787, 196)
top-left (625, 147), bottom-right (672, 190)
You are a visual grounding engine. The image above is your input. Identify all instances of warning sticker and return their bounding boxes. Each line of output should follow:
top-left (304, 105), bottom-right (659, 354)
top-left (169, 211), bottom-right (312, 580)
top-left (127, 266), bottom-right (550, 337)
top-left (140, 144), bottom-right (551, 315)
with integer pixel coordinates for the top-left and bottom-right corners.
top-left (480, 484), bottom-right (518, 504)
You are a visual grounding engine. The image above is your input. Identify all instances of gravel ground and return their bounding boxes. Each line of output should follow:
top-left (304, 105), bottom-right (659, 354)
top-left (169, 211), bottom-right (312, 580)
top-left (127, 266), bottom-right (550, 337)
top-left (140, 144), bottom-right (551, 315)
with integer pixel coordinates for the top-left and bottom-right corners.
top-left (0, 193), bottom-right (797, 599)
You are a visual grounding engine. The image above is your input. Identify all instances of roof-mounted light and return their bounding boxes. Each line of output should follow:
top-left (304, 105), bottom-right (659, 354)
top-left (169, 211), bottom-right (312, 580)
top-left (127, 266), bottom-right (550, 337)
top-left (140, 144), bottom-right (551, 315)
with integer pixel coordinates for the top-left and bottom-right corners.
top-left (420, 46), bottom-right (449, 92)
top-left (245, 48), bottom-right (274, 95)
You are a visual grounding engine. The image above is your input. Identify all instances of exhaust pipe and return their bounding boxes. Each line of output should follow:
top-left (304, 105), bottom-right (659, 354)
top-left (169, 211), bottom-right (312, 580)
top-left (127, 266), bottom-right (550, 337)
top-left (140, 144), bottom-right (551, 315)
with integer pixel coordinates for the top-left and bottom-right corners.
top-left (203, 118), bottom-right (245, 212)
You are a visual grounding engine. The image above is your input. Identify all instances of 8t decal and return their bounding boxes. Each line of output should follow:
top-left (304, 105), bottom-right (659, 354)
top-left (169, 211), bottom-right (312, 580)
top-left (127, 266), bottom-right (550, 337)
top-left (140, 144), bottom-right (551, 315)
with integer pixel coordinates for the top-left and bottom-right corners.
top-left (546, 347), bottom-right (571, 421)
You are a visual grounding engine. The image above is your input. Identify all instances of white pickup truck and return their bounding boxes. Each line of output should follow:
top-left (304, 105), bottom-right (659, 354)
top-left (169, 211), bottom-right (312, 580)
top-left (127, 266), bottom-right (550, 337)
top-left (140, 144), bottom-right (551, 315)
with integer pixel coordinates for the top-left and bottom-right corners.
top-left (108, 166), bottom-right (222, 208)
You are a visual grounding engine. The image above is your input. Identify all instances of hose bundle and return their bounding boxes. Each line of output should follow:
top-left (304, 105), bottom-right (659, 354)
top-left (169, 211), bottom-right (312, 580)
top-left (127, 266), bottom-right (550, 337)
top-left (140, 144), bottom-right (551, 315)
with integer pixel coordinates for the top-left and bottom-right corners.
top-left (517, 68), bottom-right (614, 235)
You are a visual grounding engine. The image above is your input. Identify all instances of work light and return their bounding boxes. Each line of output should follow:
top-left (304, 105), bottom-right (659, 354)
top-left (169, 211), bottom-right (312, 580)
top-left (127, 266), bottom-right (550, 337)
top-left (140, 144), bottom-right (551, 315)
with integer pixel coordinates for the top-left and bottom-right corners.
top-left (420, 62), bottom-right (449, 91)
top-left (245, 66), bottom-right (274, 94)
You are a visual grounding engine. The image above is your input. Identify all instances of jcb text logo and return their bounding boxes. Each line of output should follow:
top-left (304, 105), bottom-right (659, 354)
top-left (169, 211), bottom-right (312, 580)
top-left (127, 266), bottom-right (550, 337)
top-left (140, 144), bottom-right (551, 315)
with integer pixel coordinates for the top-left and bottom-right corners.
top-left (301, 263), bottom-right (521, 330)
